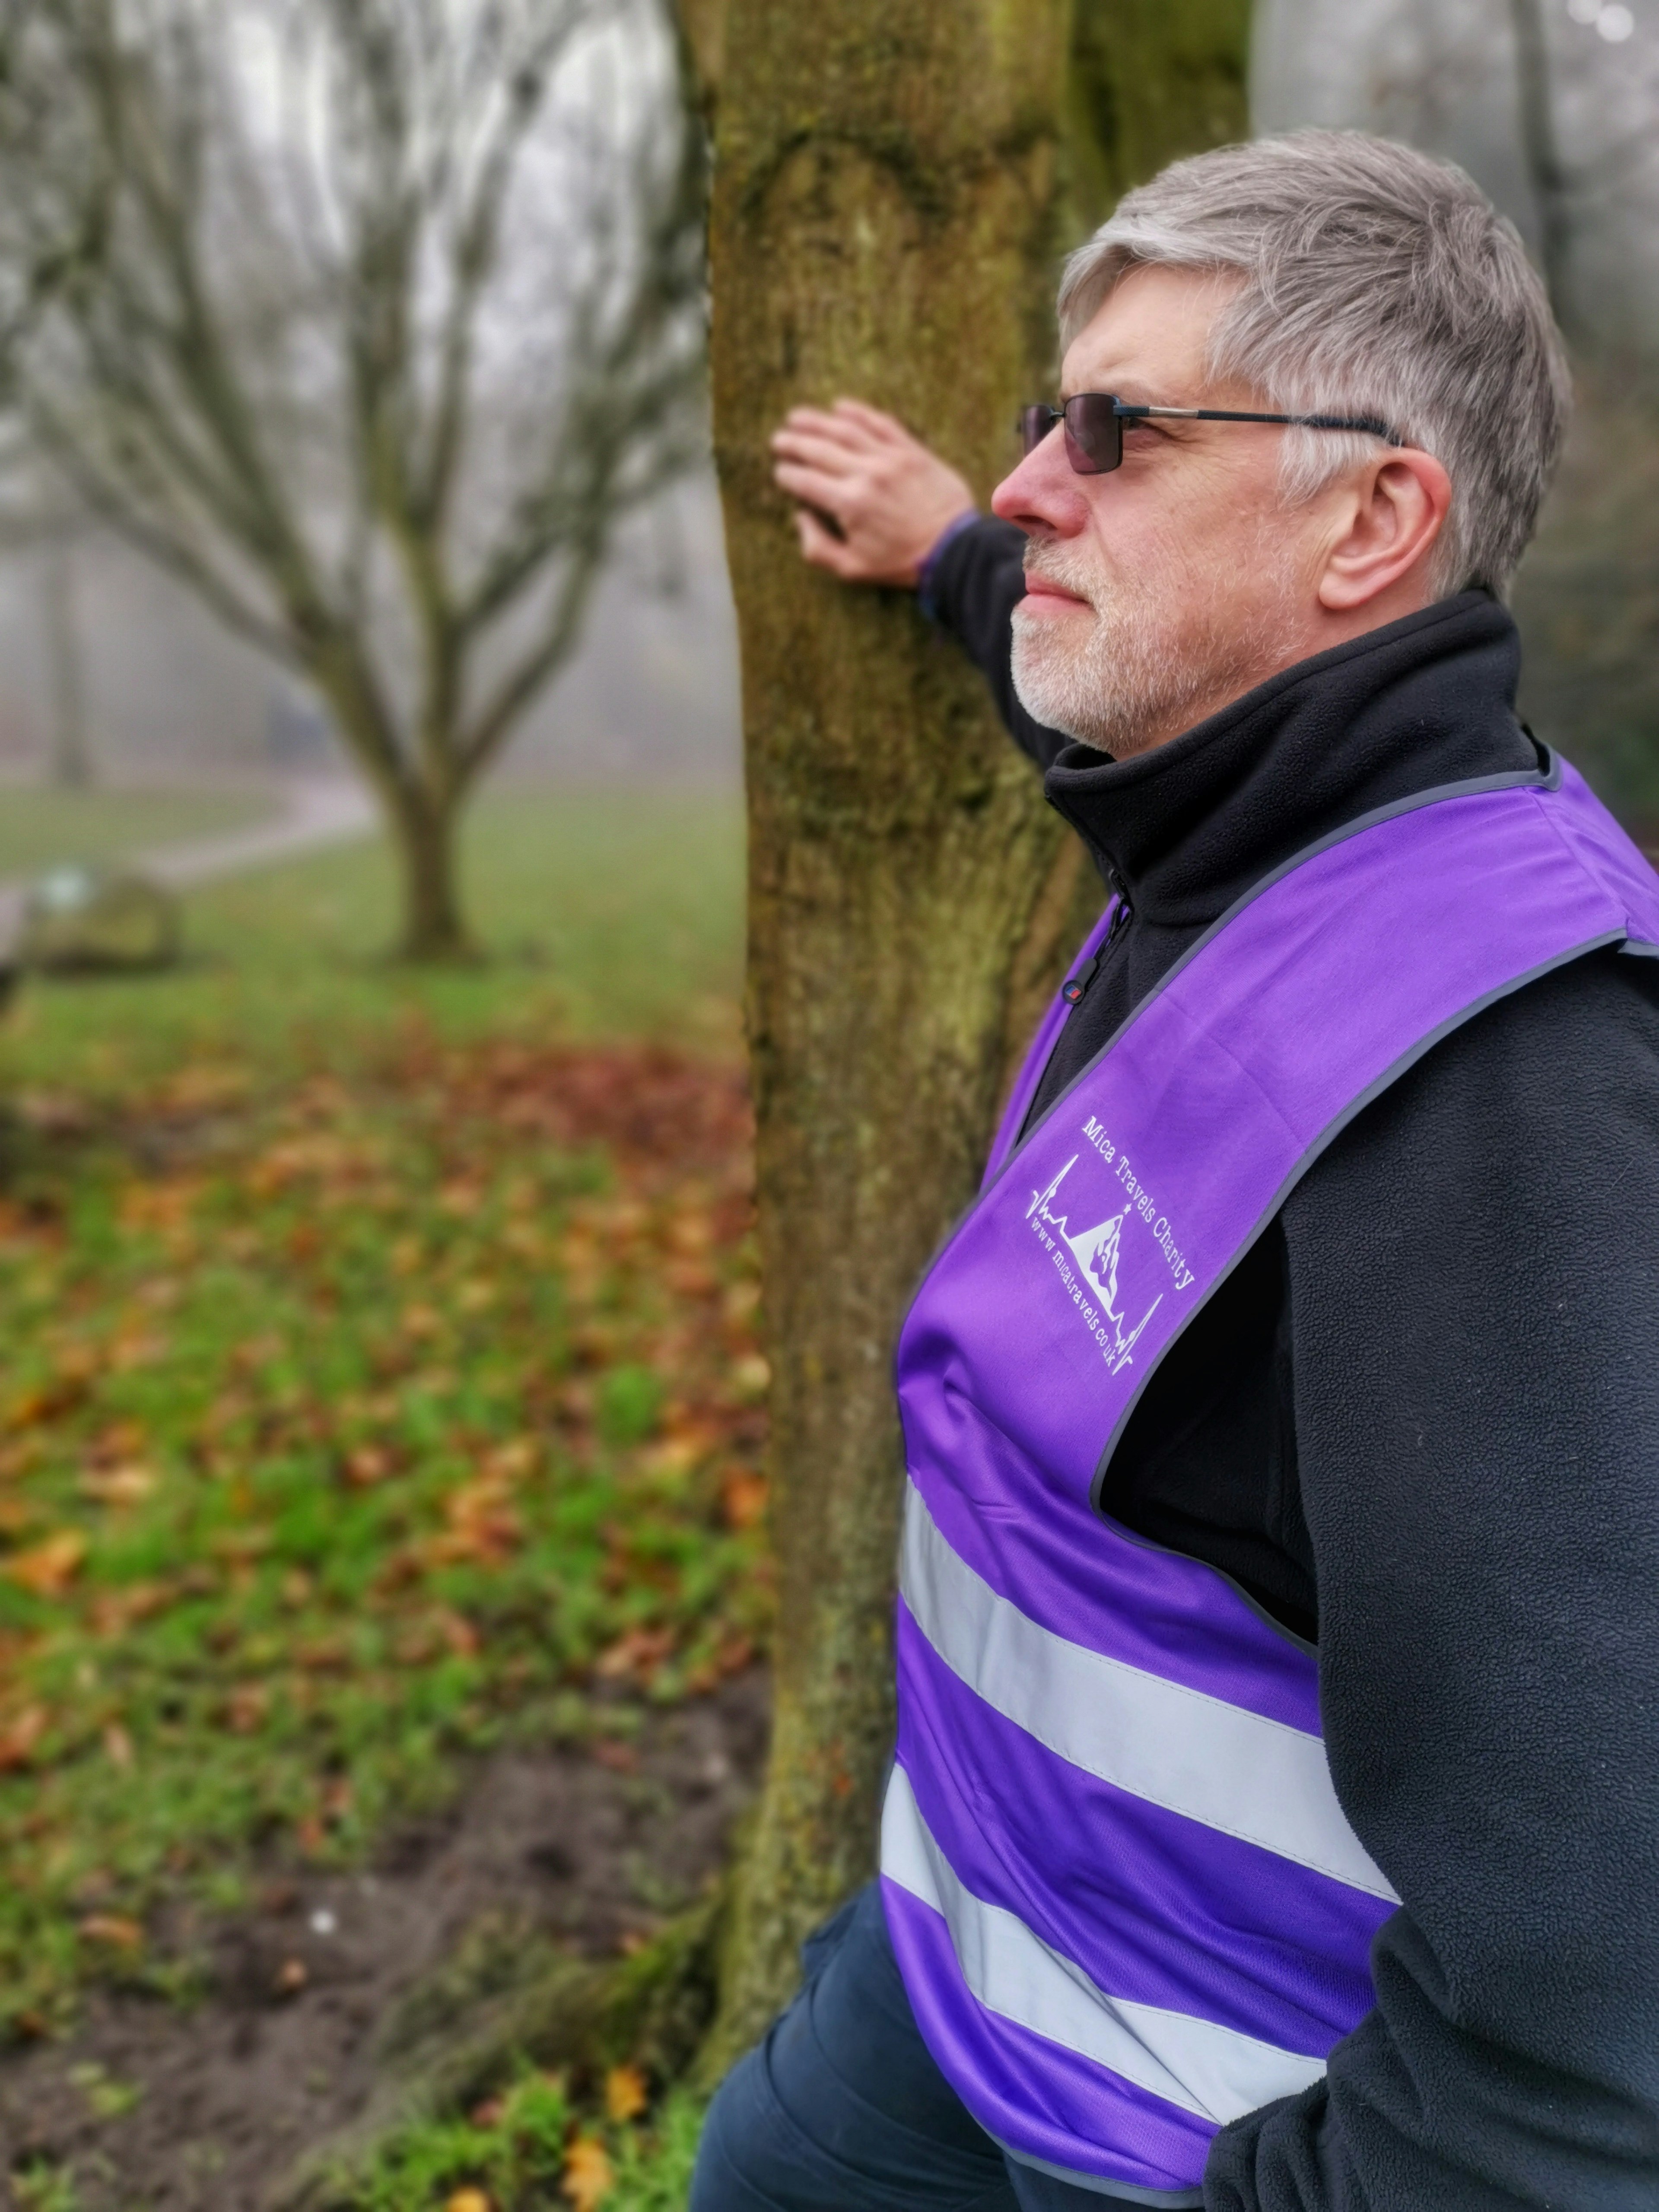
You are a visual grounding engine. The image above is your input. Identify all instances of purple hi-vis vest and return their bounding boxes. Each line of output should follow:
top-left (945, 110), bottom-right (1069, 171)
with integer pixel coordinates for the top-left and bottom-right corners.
top-left (882, 756), bottom-right (1659, 2207)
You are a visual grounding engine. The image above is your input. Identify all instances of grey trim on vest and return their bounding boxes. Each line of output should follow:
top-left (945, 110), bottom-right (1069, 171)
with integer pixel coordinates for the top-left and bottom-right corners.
top-left (896, 754), bottom-right (1581, 1650)
top-left (1084, 927), bottom-right (1624, 1525)
top-left (953, 742), bottom-right (1644, 1558)
top-left (993, 2139), bottom-right (1205, 2207)
top-left (900, 1487), bottom-right (1397, 1899)
top-left (997, 747), bottom-right (1560, 1205)
top-left (1103, 1519), bottom-right (1320, 1658)
top-left (882, 1767), bottom-right (1333, 2125)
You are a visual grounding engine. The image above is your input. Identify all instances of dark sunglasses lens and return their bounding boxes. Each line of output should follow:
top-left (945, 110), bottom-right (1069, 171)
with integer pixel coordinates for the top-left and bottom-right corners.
top-left (1018, 404), bottom-right (1056, 457)
top-left (1062, 394), bottom-right (1121, 475)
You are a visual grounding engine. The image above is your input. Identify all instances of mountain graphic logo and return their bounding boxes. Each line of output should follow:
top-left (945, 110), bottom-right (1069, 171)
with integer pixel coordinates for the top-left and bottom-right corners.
top-left (1027, 1155), bottom-right (1162, 1375)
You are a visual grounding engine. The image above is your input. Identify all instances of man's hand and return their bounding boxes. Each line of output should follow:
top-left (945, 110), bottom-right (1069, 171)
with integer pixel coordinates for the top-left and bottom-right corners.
top-left (770, 400), bottom-right (977, 587)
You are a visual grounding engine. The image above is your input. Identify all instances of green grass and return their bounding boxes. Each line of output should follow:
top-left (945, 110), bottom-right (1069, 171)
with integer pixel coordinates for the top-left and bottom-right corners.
top-left (2, 788), bottom-right (745, 1098)
top-left (340, 2069), bottom-right (704, 2212)
top-left (9, 2164), bottom-right (87, 2212)
top-left (0, 785), bottom-right (275, 880)
top-left (0, 786), bottom-right (750, 2210)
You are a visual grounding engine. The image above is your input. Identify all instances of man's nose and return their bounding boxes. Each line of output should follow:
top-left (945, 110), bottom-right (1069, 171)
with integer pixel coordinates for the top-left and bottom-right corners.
top-left (991, 428), bottom-right (1090, 538)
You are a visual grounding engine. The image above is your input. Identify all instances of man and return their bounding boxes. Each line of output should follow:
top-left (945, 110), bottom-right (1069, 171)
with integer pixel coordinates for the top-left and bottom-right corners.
top-left (692, 132), bottom-right (1659, 2210)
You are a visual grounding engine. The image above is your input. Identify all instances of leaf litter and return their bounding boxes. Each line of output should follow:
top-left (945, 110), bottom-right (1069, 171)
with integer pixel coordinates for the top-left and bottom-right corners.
top-left (0, 1030), bottom-right (773, 2063)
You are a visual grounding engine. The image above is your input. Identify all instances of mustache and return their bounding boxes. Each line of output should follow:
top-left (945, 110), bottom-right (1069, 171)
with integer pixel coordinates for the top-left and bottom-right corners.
top-left (1021, 543), bottom-right (1100, 606)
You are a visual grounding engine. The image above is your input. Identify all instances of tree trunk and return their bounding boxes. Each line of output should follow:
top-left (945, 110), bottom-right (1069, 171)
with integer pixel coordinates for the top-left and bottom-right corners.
top-left (701, 0), bottom-right (1074, 2074)
top-left (44, 541), bottom-right (92, 790)
top-left (1066, 0), bottom-right (1250, 230)
top-left (1508, 0), bottom-right (1576, 335)
top-left (700, 0), bottom-right (1251, 2073)
top-left (389, 788), bottom-right (470, 963)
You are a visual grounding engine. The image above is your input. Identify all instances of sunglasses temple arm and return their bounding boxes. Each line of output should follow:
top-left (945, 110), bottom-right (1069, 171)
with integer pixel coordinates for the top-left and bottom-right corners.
top-left (1133, 403), bottom-right (1402, 442)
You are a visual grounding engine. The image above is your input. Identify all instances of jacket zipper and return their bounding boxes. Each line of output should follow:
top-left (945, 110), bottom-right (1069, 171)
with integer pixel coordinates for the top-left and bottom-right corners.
top-left (1061, 881), bottom-right (1132, 1007)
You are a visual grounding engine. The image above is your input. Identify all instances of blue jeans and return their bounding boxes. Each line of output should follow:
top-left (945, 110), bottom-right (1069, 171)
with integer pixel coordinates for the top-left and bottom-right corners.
top-left (690, 1882), bottom-right (1140, 2210)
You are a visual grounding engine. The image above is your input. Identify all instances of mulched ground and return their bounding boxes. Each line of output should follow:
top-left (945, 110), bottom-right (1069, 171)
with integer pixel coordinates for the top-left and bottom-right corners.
top-left (0, 1670), bottom-right (766, 2210)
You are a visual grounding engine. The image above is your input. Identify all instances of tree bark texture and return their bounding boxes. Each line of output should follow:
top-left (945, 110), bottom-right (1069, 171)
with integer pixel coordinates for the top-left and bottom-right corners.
top-left (701, 0), bottom-right (1251, 2071)
top-left (1066, 0), bottom-right (1251, 231)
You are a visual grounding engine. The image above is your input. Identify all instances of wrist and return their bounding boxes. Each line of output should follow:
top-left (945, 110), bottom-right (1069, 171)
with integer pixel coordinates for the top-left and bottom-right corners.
top-left (916, 507), bottom-right (981, 618)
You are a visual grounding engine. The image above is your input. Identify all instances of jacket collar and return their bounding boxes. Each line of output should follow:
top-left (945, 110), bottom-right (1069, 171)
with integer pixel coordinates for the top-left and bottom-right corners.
top-left (1042, 592), bottom-right (1537, 931)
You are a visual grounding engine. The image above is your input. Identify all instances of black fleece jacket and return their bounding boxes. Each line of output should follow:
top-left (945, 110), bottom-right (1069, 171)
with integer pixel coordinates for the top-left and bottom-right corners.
top-left (927, 516), bottom-right (1659, 2210)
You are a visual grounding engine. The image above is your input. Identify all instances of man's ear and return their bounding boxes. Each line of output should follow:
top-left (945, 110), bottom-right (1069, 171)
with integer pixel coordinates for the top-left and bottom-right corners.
top-left (1317, 450), bottom-right (1454, 611)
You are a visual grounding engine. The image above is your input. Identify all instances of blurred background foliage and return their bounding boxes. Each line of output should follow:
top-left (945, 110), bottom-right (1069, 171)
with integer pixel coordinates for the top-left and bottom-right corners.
top-left (1512, 376), bottom-right (1659, 830)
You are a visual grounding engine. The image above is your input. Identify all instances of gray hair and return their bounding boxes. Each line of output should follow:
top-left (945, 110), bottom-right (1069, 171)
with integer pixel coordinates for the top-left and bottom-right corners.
top-left (1057, 131), bottom-right (1571, 597)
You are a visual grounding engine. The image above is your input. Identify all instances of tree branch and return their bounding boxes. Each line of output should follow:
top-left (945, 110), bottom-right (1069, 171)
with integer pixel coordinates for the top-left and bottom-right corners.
top-left (0, 0), bottom-right (709, 957)
top-left (457, 535), bottom-right (605, 782)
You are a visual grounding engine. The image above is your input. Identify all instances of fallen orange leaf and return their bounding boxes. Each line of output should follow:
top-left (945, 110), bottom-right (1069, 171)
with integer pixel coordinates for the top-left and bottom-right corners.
top-left (729, 1352), bottom-right (770, 1400)
top-left (604, 2062), bottom-right (648, 2123)
top-left (88, 1418), bottom-right (146, 1463)
top-left (593, 1626), bottom-right (674, 1684)
top-left (720, 1471), bottom-right (768, 1531)
top-left (225, 1683), bottom-right (268, 1734)
top-left (445, 2192), bottom-right (492, 2212)
top-left (6, 1372), bottom-right (89, 1429)
top-left (79, 1464), bottom-right (157, 1506)
top-left (420, 1475), bottom-right (522, 1567)
top-left (0, 1705), bottom-right (49, 1772)
top-left (344, 1442), bottom-right (394, 1487)
top-left (89, 1581), bottom-right (175, 1635)
top-left (108, 1330), bottom-right (168, 1373)
top-left (0, 1434), bottom-right (42, 1481)
top-left (482, 1436), bottom-right (538, 1481)
top-left (4, 1529), bottom-right (88, 1597)
top-left (77, 1913), bottom-right (143, 1951)
top-left (562, 2137), bottom-right (614, 2211)
top-left (439, 1608), bottom-right (481, 1657)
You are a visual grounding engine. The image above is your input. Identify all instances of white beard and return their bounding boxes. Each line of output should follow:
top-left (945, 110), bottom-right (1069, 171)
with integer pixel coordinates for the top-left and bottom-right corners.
top-left (1009, 534), bottom-right (1303, 758)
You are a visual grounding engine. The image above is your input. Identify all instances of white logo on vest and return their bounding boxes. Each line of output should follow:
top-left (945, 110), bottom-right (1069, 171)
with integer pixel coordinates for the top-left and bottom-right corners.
top-left (1026, 1154), bottom-right (1164, 1376)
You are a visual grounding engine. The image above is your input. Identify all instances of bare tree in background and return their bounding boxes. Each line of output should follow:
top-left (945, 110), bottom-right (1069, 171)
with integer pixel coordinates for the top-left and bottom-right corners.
top-left (0, 0), bottom-right (706, 957)
top-left (1509, 0), bottom-right (1576, 321)
top-left (0, 441), bottom-right (100, 786)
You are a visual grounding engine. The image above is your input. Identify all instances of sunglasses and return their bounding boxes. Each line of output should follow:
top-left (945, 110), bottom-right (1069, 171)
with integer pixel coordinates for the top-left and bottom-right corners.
top-left (1017, 394), bottom-right (1404, 475)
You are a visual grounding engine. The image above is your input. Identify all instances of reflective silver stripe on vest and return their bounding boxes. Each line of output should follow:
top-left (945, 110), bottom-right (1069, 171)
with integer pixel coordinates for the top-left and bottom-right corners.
top-left (901, 1486), bottom-right (1398, 1901)
top-left (882, 1767), bottom-right (1329, 2124)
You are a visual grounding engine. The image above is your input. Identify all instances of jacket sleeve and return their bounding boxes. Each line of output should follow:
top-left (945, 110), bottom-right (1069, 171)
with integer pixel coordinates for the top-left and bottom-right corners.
top-left (1206, 948), bottom-right (1659, 2210)
top-left (923, 514), bottom-right (1074, 771)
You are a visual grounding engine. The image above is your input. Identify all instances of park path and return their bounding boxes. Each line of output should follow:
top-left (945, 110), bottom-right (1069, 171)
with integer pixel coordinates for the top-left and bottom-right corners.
top-left (126, 775), bottom-right (376, 889)
top-left (0, 775), bottom-right (378, 957)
